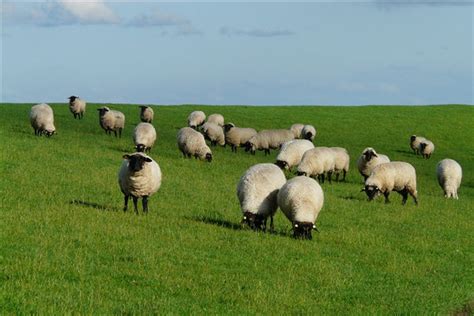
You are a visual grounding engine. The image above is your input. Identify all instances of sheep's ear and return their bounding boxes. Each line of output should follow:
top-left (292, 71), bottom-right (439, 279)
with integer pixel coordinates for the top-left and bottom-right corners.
top-left (373, 152), bottom-right (378, 157)
top-left (123, 154), bottom-right (131, 160)
top-left (144, 157), bottom-right (152, 162)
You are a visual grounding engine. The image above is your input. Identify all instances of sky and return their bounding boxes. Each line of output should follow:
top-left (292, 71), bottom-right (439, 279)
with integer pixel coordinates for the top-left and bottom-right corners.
top-left (1, 1), bottom-right (473, 105)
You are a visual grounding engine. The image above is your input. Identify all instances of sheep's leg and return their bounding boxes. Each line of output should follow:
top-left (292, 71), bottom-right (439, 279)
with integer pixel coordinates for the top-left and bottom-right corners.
top-left (263, 218), bottom-right (267, 232)
top-left (400, 189), bottom-right (408, 205)
top-left (343, 170), bottom-right (347, 181)
top-left (123, 195), bottom-right (129, 212)
top-left (143, 196), bottom-right (149, 213)
top-left (409, 190), bottom-right (418, 205)
top-left (384, 192), bottom-right (390, 203)
top-left (327, 171), bottom-right (333, 184)
top-left (270, 216), bottom-right (274, 233)
top-left (119, 129), bottom-right (122, 138)
top-left (335, 173), bottom-right (340, 182)
top-left (320, 174), bottom-right (325, 183)
top-left (114, 130), bottom-right (117, 137)
top-left (132, 196), bottom-right (139, 214)
top-left (265, 149), bottom-right (270, 155)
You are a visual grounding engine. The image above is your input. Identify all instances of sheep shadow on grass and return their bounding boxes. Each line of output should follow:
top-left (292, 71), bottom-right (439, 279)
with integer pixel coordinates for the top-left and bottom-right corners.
top-left (70, 199), bottom-right (121, 212)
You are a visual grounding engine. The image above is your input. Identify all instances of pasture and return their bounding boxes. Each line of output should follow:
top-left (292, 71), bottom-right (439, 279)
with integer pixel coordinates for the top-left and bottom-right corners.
top-left (0, 103), bottom-right (473, 314)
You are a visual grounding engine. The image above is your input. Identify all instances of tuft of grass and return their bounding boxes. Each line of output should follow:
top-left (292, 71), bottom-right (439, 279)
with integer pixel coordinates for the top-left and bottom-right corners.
top-left (0, 103), bottom-right (473, 314)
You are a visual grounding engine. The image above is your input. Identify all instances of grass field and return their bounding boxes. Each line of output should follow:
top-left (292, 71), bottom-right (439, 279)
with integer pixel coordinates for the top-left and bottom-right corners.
top-left (0, 103), bottom-right (473, 314)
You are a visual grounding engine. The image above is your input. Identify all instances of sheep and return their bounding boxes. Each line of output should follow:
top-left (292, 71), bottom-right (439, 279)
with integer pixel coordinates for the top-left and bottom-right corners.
top-left (244, 129), bottom-right (295, 155)
top-left (118, 152), bottom-right (162, 213)
top-left (357, 147), bottom-right (390, 181)
top-left (362, 161), bottom-right (418, 205)
top-left (301, 125), bottom-right (317, 142)
top-left (223, 123), bottom-right (257, 153)
top-left (201, 122), bottom-right (225, 146)
top-left (133, 122), bottom-right (157, 153)
top-left (207, 113), bottom-right (224, 127)
top-left (139, 105), bottom-right (154, 123)
top-left (290, 123), bottom-right (305, 138)
top-left (419, 140), bottom-right (435, 159)
top-left (330, 147), bottom-right (350, 181)
top-left (187, 111), bottom-right (206, 129)
top-left (68, 96), bottom-right (86, 119)
top-left (437, 159), bottom-right (462, 199)
top-left (97, 106), bottom-right (125, 138)
top-left (237, 163), bottom-right (286, 231)
top-left (177, 127), bottom-right (212, 162)
top-left (296, 147), bottom-right (335, 183)
top-left (29, 103), bottom-right (56, 137)
top-left (275, 139), bottom-right (315, 170)
top-left (277, 176), bottom-right (324, 240)
top-left (410, 135), bottom-right (426, 155)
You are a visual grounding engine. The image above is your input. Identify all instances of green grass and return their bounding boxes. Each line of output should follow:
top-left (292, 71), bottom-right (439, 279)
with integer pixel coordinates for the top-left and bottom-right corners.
top-left (0, 103), bottom-right (473, 314)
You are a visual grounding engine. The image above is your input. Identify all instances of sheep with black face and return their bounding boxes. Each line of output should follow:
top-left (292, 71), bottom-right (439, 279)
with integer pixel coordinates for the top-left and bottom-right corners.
top-left (177, 127), bottom-right (212, 162)
top-left (30, 103), bottom-right (56, 137)
top-left (68, 96), bottom-right (86, 119)
top-left (357, 147), bottom-right (390, 181)
top-left (118, 152), bottom-right (162, 213)
top-left (139, 105), bottom-right (154, 123)
top-left (97, 106), bottom-right (125, 138)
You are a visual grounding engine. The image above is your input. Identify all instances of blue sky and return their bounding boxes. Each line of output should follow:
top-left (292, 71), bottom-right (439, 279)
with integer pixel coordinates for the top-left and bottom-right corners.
top-left (1, 1), bottom-right (472, 105)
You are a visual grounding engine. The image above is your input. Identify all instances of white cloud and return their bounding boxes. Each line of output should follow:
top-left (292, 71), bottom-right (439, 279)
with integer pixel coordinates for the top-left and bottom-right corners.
top-left (127, 10), bottom-right (202, 35)
top-left (220, 27), bottom-right (295, 37)
top-left (58, 0), bottom-right (120, 24)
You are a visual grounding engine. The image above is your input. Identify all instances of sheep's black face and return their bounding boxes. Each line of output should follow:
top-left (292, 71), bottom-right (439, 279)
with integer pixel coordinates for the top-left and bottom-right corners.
top-left (241, 212), bottom-right (265, 231)
top-left (135, 144), bottom-right (146, 152)
top-left (244, 142), bottom-right (252, 152)
top-left (420, 143), bottom-right (427, 151)
top-left (410, 135), bottom-right (417, 142)
top-left (364, 150), bottom-right (376, 161)
top-left (68, 96), bottom-right (77, 102)
top-left (44, 130), bottom-right (55, 137)
top-left (304, 132), bottom-right (313, 140)
top-left (97, 108), bottom-right (109, 116)
top-left (364, 185), bottom-right (380, 201)
top-left (124, 154), bottom-right (152, 172)
top-left (293, 222), bottom-right (315, 240)
top-left (275, 160), bottom-right (288, 170)
top-left (205, 153), bottom-right (212, 162)
top-left (296, 171), bottom-right (307, 176)
top-left (223, 124), bottom-right (234, 133)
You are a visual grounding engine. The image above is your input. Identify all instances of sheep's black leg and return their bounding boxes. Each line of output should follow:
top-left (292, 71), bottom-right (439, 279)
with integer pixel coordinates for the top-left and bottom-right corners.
top-left (409, 191), bottom-right (418, 205)
top-left (400, 189), bottom-right (408, 205)
top-left (119, 129), bottom-right (122, 138)
top-left (335, 173), bottom-right (340, 182)
top-left (343, 170), bottom-right (347, 181)
top-left (270, 216), bottom-right (274, 233)
top-left (321, 174), bottom-right (325, 183)
top-left (143, 196), bottom-right (149, 213)
top-left (384, 192), bottom-right (390, 203)
top-left (265, 149), bottom-right (270, 155)
top-left (132, 196), bottom-right (139, 214)
top-left (327, 172), bottom-right (333, 184)
top-left (123, 195), bottom-right (129, 212)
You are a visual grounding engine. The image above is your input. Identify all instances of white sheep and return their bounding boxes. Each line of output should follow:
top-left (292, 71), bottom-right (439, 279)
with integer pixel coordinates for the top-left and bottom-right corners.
top-left (139, 105), bottom-right (154, 123)
top-left (437, 159), bottom-right (462, 199)
top-left (357, 147), bottom-right (390, 181)
top-left (133, 122), bottom-right (157, 153)
top-left (187, 111), bottom-right (206, 129)
top-left (207, 113), bottom-right (225, 127)
top-left (97, 106), bottom-right (125, 138)
top-left (201, 122), bottom-right (225, 146)
top-left (410, 135), bottom-right (426, 155)
top-left (223, 123), bottom-right (257, 153)
top-left (297, 147), bottom-right (335, 183)
top-left (245, 129), bottom-right (295, 155)
top-left (118, 152), bottom-right (162, 213)
top-left (330, 147), bottom-right (350, 181)
top-left (30, 103), bottom-right (56, 137)
top-left (177, 127), bottom-right (212, 162)
top-left (363, 161), bottom-right (418, 205)
top-left (301, 125), bottom-right (316, 142)
top-left (275, 139), bottom-right (315, 170)
top-left (68, 96), bottom-right (86, 119)
top-left (237, 163), bottom-right (286, 231)
top-left (277, 176), bottom-right (324, 240)
top-left (419, 140), bottom-right (435, 159)
top-left (290, 123), bottom-right (305, 138)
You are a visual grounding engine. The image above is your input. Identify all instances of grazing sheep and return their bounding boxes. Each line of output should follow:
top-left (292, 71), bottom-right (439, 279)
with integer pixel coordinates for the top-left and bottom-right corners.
top-left (207, 113), bottom-right (225, 127)
top-left (278, 176), bottom-right (324, 240)
top-left (245, 129), bottom-right (295, 155)
top-left (68, 96), bottom-right (86, 119)
top-left (275, 139), bottom-right (315, 170)
top-left (223, 123), bottom-right (257, 153)
top-left (290, 123), bottom-right (305, 138)
top-left (330, 147), bottom-right (350, 181)
top-left (201, 122), bottom-right (225, 146)
top-left (118, 152), bottom-right (162, 213)
top-left (133, 122), bottom-right (157, 153)
top-left (419, 140), bottom-right (435, 159)
top-left (237, 163), bottom-right (286, 231)
top-left (363, 161), bottom-right (418, 205)
top-left (410, 135), bottom-right (426, 155)
top-left (30, 103), bottom-right (56, 137)
top-left (437, 159), bottom-right (462, 199)
top-left (301, 125), bottom-right (316, 142)
top-left (97, 107), bottom-right (125, 138)
top-left (139, 105), bottom-right (154, 123)
top-left (357, 147), bottom-right (390, 181)
top-left (177, 127), bottom-right (212, 162)
top-left (187, 111), bottom-right (206, 129)
top-left (297, 147), bottom-right (335, 183)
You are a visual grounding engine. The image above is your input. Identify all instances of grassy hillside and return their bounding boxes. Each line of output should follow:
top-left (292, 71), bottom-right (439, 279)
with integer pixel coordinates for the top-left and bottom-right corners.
top-left (0, 103), bottom-right (473, 314)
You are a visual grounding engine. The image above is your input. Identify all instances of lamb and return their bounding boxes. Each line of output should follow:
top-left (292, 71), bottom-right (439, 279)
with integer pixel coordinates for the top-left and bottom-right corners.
top-left (419, 140), bottom-right (435, 159)
top-left (437, 159), bottom-right (462, 199)
top-left (29, 103), bottom-right (56, 137)
top-left (244, 129), bottom-right (295, 155)
top-left (139, 105), bottom-right (154, 123)
top-left (177, 127), bottom-right (212, 162)
top-left (290, 123), bottom-right (305, 138)
top-left (97, 107), bottom-right (125, 138)
top-left (133, 122), bottom-right (157, 153)
top-left (410, 135), bottom-right (426, 155)
top-left (223, 123), bottom-right (257, 153)
top-left (118, 152), bottom-right (162, 213)
top-left (301, 125), bottom-right (317, 142)
top-left (275, 139), bottom-right (314, 170)
top-left (207, 113), bottom-right (224, 127)
top-left (187, 111), bottom-right (206, 129)
top-left (330, 147), bottom-right (350, 181)
top-left (201, 122), bottom-right (225, 146)
top-left (277, 176), bottom-right (324, 240)
top-left (357, 147), bottom-right (390, 181)
top-left (362, 161), bottom-right (418, 205)
top-left (296, 147), bottom-right (335, 183)
top-left (68, 96), bottom-right (86, 119)
top-left (237, 163), bottom-right (286, 231)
